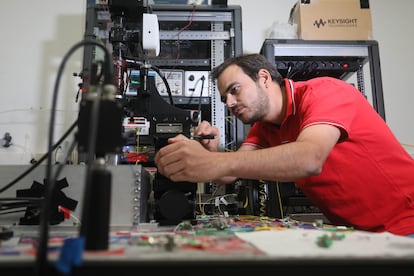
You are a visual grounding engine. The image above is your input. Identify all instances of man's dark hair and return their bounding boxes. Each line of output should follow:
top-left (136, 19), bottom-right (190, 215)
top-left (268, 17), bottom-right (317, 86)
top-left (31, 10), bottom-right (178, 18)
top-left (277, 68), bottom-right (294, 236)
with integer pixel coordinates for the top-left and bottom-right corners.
top-left (210, 53), bottom-right (284, 86)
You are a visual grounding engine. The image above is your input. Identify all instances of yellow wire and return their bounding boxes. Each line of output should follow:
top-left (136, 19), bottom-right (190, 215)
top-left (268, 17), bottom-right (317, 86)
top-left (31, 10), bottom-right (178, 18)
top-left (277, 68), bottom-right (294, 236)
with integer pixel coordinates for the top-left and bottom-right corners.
top-left (135, 130), bottom-right (140, 153)
top-left (275, 181), bottom-right (284, 219)
top-left (243, 194), bottom-right (249, 208)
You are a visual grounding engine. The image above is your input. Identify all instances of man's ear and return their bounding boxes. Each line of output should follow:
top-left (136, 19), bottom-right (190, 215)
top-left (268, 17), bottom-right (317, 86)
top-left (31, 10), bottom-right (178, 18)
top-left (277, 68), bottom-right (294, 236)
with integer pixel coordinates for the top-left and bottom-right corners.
top-left (258, 69), bottom-right (270, 86)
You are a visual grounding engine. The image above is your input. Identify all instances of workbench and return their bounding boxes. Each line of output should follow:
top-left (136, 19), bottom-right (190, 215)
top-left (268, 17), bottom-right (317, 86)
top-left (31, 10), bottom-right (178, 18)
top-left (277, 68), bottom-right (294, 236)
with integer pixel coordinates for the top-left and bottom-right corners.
top-left (1, 215), bottom-right (414, 275)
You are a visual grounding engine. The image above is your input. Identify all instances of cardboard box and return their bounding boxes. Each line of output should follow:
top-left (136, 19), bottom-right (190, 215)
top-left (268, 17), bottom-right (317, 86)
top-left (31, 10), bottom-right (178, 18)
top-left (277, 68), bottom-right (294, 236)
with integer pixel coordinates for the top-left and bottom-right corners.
top-left (290, 0), bottom-right (373, 40)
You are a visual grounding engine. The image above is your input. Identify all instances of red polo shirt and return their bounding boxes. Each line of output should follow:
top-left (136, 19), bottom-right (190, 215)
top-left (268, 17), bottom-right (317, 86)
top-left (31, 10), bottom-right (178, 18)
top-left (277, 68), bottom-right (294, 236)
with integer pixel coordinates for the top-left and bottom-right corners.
top-left (244, 77), bottom-right (414, 235)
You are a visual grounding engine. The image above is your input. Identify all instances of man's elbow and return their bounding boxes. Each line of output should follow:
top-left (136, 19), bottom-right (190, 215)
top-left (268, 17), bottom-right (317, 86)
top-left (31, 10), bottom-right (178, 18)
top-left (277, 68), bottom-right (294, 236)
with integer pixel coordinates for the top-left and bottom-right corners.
top-left (303, 157), bottom-right (325, 176)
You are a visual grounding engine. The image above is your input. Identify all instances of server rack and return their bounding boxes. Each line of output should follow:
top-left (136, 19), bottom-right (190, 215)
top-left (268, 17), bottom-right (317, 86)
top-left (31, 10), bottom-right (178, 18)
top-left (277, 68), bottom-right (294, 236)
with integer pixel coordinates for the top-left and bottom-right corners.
top-left (149, 4), bottom-right (244, 151)
top-left (260, 39), bottom-right (385, 120)
top-left (81, 3), bottom-right (245, 221)
top-left (82, 3), bottom-right (244, 153)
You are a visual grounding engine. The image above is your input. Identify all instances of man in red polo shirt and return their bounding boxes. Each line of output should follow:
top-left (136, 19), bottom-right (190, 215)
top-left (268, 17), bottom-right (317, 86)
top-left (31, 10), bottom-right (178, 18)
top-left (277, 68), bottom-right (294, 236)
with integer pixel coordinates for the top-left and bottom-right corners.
top-left (154, 53), bottom-right (414, 236)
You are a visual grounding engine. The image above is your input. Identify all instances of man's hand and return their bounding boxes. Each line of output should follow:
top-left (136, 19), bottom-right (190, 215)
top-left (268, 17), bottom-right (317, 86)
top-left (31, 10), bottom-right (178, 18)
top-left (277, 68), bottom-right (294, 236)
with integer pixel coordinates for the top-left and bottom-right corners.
top-left (154, 134), bottom-right (221, 183)
top-left (193, 120), bottom-right (219, 152)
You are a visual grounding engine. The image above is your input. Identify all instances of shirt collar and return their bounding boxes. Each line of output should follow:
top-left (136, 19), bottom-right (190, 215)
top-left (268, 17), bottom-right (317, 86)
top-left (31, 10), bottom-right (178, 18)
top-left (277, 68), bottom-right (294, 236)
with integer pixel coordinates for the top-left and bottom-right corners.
top-left (283, 78), bottom-right (296, 120)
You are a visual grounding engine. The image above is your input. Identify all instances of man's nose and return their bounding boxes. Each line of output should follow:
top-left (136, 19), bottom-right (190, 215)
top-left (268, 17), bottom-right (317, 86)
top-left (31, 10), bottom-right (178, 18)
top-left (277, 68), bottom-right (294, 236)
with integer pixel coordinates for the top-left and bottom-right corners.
top-left (226, 94), bottom-right (236, 107)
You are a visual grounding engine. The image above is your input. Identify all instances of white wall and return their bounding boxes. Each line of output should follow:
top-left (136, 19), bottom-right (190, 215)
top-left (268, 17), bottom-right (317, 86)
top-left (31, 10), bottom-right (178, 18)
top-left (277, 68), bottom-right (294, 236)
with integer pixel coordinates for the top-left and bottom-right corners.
top-left (0, 1), bottom-right (86, 164)
top-left (369, 0), bottom-right (414, 156)
top-left (0, 0), bottom-right (413, 164)
top-left (229, 0), bottom-right (414, 157)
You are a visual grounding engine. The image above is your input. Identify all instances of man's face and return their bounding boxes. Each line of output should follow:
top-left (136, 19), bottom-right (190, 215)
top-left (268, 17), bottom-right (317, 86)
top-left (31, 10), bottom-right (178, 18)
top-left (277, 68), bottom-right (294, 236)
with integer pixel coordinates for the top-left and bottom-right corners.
top-left (217, 65), bottom-right (269, 124)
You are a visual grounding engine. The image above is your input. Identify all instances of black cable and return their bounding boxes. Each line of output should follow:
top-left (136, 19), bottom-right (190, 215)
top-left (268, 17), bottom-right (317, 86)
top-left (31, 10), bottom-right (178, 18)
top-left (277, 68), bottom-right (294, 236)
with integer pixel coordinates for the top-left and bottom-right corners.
top-left (0, 198), bottom-right (41, 220)
top-left (286, 63), bottom-right (297, 79)
top-left (0, 208), bottom-right (28, 216)
top-left (0, 119), bottom-right (78, 194)
top-left (0, 196), bottom-right (42, 201)
top-left (150, 64), bottom-right (174, 105)
top-left (123, 57), bottom-right (175, 105)
top-left (0, 201), bottom-right (40, 210)
top-left (197, 75), bottom-right (206, 119)
top-left (35, 38), bottom-right (112, 276)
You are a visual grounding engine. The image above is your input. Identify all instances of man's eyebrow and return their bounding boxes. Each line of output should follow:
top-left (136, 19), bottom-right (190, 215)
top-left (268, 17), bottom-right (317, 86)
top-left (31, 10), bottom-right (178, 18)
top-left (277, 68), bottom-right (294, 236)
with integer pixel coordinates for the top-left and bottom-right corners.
top-left (223, 81), bottom-right (238, 94)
